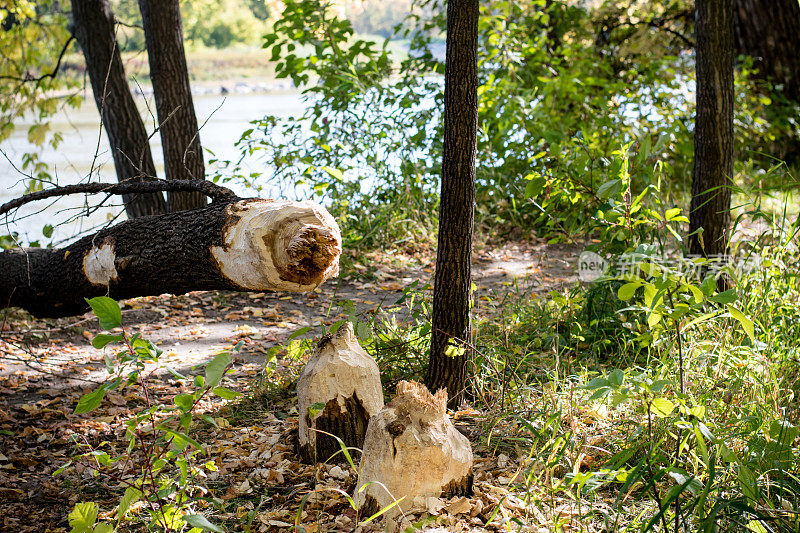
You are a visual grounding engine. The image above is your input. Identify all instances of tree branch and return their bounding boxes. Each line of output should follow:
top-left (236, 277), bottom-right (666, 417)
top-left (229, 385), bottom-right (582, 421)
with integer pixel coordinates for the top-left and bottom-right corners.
top-left (0, 180), bottom-right (235, 216)
top-left (0, 36), bottom-right (76, 86)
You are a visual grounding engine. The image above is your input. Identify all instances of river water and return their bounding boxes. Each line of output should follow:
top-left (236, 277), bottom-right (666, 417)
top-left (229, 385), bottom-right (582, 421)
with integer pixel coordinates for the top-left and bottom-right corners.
top-left (0, 90), bottom-right (307, 246)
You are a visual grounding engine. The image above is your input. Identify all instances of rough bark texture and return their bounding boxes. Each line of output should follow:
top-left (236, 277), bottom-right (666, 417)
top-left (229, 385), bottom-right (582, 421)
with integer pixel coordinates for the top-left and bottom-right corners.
top-left (69, 0), bottom-right (167, 219)
top-left (689, 0), bottom-right (734, 258)
top-left (138, 0), bottom-right (206, 212)
top-left (426, 0), bottom-right (479, 408)
top-left (304, 394), bottom-right (369, 464)
top-left (296, 323), bottom-right (384, 464)
top-left (356, 381), bottom-right (473, 518)
top-left (734, 0), bottom-right (800, 103)
top-left (0, 198), bottom-right (341, 318)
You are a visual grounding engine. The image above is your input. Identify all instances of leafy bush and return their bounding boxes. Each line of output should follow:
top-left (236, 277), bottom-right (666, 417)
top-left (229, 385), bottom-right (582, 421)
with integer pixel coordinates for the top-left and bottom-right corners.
top-left (60, 297), bottom-right (241, 532)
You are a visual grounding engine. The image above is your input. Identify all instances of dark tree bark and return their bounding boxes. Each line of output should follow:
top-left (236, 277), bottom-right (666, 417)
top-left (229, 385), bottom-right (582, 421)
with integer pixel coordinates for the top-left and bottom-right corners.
top-left (69, 0), bottom-right (167, 219)
top-left (0, 197), bottom-right (341, 318)
top-left (689, 0), bottom-right (734, 259)
top-left (734, 0), bottom-right (800, 103)
top-left (425, 0), bottom-right (479, 408)
top-left (138, 0), bottom-right (206, 212)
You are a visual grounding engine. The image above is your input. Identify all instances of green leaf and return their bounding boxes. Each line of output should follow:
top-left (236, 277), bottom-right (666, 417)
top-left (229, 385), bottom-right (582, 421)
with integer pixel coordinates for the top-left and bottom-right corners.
top-left (444, 343), bottom-right (466, 358)
top-left (85, 297), bottom-right (122, 330)
top-left (160, 427), bottom-right (204, 452)
top-left (27, 123), bottom-right (49, 146)
top-left (356, 321), bottom-right (371, 340)
top-left (92, 334), bottom-right (123, 349)
top-left (710, 289), bottom-right (738, 304)
top-left (650, 398), bottom-right (674, 418)
top-left (686, 284), bottom-right (704, 304)
top-left (117, 487), bottom-right (142, 521)
top-left (737, 462), bottom-right (759, 502)
top-left (321, 166), bottom-right (344, 181)
top-left (205, 353), bottom-right (231, 389)
top-left (727, 305), bottom-right (755, 342)
top-left (69, 502), bottom-right (99, 533)
top-left (308, 402), bottom-right (326, 418)
top-left (667, 470), bottom-right (703, 496)
top-left (288, 327), bottom-right (311, 340)
top-left (165, 366), bottom-right (187, 380)
top-left (174, 394), bottom-right (195, 413)
top-left (769, 420), bottom-right (799, 447)
top-left (212, 387), bottom-right (241, 400)
top-left (583, 376), bottom-right (609, 390)
top-left (597, 179), bottom-right (621, 200)
top-left (93, 523), bottom-right (114, 533)
top-left (75, 388), bottom-right (106, 415)
top-left (524, 176), bottom-right (546, 199)
top-left (617, 282), bottom-right (641, 301)
top-left (665, 207), bottom-right (682, 221)
top-left (42, 224), bottom-right (54, 238)
top-left (184, 514), bottom-right (225, 532)
top-left (700, 275), bottom-right (717, 296)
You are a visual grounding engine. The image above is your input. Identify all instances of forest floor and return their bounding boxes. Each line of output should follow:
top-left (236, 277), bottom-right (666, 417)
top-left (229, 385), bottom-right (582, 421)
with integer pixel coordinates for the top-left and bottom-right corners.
top-left (0, 240), bottom-right (585, 532)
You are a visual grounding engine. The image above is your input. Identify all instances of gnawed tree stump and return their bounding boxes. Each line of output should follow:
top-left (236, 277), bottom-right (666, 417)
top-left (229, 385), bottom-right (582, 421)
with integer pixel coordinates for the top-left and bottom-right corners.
top-left (297, 322), bottom-right (384, 463)
top-left (355, 380), bottom-right (473, 517)
top-left (0, 198), bottom-right (341, 317)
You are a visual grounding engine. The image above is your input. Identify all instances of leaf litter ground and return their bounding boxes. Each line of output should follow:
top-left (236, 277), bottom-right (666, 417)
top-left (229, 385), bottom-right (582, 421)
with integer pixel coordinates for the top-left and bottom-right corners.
top-left (0, 241), bottom-right (586, 532)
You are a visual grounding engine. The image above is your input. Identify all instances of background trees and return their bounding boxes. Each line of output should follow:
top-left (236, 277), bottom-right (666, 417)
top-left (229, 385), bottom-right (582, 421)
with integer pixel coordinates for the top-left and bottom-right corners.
top-left (69, 0), bottom-right (167, 218)
top-left (138, 0), bottom-right (206, 212)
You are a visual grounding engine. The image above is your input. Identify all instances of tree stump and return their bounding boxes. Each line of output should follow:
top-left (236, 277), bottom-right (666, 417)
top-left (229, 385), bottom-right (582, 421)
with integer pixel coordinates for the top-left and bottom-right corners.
top-left (355, 380), bottom-right (473, 517)
top-left (296, 322), bottom-right (384, 464)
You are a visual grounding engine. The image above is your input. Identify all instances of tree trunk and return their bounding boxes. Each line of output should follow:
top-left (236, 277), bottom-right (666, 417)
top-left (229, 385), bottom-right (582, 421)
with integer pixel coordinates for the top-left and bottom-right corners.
top-left (0, 198), bottom-right (341, 318)
top-left (426, 0), bottom-right (479, 408)
top-left (138, 0), bottom-right (206, 212)
top-left (734, 0), bottom-right (800, 103)
top-left (689, 0), bottom-right (734, 259)
top-left (69, 0), bottom-right (167, 219)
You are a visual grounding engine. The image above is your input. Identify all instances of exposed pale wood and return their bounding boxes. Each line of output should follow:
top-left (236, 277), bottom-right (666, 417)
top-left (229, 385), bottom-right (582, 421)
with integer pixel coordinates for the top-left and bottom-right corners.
top-left (356, 381), bottom-right (473, 517)
top-left (297, 323), bottom-right (384, 464)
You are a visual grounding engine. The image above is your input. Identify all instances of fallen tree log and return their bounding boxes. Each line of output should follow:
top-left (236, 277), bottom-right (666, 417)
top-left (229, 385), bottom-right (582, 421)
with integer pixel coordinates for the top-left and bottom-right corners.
top-left (0, 197), bottom-right (341, 318)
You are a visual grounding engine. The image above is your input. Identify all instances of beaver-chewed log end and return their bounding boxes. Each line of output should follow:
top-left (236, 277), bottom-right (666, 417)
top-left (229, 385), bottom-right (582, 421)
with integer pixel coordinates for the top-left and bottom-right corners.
top-left (211, 199), bottom-right (342, 292)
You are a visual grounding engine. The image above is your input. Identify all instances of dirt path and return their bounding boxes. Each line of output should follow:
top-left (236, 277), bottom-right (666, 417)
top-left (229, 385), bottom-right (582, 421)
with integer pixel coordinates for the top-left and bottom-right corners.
top-left (0, 241), bottom-right (582, 532)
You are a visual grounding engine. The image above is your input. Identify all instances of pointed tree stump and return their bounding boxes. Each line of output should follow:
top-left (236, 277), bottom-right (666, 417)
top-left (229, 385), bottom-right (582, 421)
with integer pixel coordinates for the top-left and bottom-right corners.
top-left (296, 323), bottom-right (384, 464)
top-left (356, 380), bottom-right (473, 517)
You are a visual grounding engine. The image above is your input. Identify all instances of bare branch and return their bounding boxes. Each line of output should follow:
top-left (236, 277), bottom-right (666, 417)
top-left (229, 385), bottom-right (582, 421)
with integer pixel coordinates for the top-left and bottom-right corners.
top-left (0, 180), bottom-right (236, 216)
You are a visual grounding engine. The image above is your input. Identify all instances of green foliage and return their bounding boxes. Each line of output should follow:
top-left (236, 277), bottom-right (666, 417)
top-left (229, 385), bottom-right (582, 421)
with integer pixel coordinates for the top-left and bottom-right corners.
top-left (112, 0), bottom-right (269, 50)
top-left (221, 0), bottom-right (800, 252)
top-left (465, 196), bottom-right (800, 531)
top-left (0, 1), bottom-right (80, 185)
top-left (62, 298), bottom-right (240, 532)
